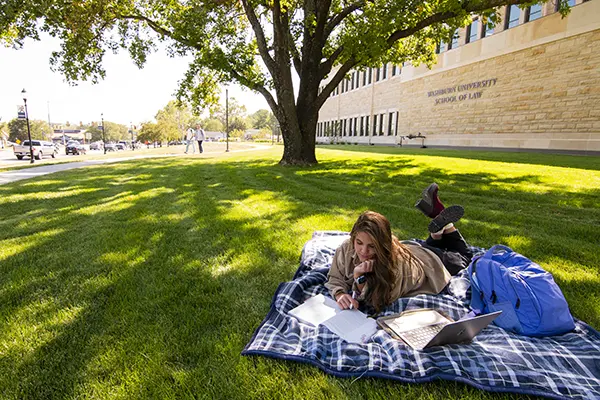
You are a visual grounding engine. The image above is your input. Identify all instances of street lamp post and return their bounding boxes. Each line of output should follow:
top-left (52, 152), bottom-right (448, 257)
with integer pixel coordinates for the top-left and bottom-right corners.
top-left (130, 122), bottom-right (135, 151)
top-left (225, 88), bottom-right (230, 152)
top-left (21, 89), bottom-right (34, 164)
top-left (101, 113), bottom-right (106, 154)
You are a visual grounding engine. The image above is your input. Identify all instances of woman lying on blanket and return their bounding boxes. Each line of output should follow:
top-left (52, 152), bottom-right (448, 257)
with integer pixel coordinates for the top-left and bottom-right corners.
top-left (326, 183), bottom-right (473, 312)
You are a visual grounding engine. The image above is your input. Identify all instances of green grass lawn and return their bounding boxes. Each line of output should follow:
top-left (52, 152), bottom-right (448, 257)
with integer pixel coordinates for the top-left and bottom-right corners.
top-left (0, 145), bottom-right (598, 399)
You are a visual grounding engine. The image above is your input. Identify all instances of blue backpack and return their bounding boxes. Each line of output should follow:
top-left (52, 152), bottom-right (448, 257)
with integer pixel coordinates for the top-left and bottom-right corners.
top-left (468, 245), bottom-right (575, 337)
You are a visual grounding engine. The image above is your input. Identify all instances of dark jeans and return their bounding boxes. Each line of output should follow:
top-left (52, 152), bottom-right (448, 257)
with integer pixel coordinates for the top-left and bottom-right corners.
top-left (197, 140), bottom-right (203, 153)
top-left (423, 230), bottom-right (473, 276)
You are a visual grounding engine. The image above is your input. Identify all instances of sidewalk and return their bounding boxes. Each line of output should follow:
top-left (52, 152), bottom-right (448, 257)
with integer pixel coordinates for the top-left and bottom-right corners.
top-left (0, 144), bottom-right (271, 185)
top-left (0, 156), bottom-right (169, 185)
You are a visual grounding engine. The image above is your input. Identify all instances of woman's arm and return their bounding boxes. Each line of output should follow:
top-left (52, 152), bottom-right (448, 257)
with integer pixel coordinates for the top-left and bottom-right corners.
top-left (325, 242), bottom-right (358, 309)
top-left (325, 247), bottom-right (351, 297)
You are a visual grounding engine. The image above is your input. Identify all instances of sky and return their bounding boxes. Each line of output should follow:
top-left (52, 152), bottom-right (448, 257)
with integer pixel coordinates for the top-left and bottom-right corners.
top-left (0, 35), bottom-right (269, 127)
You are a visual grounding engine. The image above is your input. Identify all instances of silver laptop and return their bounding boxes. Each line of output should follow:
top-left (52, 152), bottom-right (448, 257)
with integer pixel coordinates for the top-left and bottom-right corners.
top-left (378, 309), bottom-right (502, 350)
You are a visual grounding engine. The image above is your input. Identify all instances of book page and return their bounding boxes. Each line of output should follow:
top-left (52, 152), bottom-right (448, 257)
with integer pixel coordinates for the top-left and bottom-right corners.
top-left (289, 294), bottom-right (341, 326)
top-left (323, 310), bottom-right (378, 344)
top-left (385, 309), bottom-right (451, 334)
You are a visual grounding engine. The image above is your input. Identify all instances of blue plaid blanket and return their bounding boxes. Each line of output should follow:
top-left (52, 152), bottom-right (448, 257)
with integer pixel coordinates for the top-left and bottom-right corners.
top-left (242, 232), bottom-right (600, 400)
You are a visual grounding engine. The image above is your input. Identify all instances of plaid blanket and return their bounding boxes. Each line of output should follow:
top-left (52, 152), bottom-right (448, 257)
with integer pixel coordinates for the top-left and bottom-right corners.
top-left (242, 231), bottom-right (600, 400)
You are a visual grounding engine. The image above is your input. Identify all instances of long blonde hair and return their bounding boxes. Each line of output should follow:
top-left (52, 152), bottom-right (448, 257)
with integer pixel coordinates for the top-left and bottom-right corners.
top-left (350, 211), bottom-right (413, 312)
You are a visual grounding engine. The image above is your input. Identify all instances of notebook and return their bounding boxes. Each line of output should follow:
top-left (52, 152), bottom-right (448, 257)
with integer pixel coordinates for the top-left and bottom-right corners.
top-left (289, 294), bottom-right (378, 344)
top-left (377, 308), bottom-right (502, 350)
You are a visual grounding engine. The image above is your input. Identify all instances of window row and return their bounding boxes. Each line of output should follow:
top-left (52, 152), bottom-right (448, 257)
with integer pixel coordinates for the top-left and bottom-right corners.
top-left (323, 64), bottom-right (404, 97)
top-left (317, 112), bottom-right (400, 137)
top-left (437, 0), bottom-right (583, 53)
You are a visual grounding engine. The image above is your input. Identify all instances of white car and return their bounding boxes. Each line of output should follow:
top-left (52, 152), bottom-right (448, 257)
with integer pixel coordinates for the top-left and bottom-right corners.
top-left (13, 140), bottom-right (58, 160)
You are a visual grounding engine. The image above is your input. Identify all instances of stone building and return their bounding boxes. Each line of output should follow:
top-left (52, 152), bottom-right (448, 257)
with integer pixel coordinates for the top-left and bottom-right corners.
top-left (317, 0), bottom-right (599, 152)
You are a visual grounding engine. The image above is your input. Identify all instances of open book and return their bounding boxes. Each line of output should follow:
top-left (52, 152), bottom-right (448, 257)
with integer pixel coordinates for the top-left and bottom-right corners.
top-left (289, 294), bottom-right (378, 344)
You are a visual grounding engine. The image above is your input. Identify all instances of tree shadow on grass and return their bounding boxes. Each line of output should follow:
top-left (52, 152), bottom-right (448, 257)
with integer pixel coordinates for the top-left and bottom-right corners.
top-left (320, 144), bottom-right (600, 171)
top-left (0, 156), bottom-right (597, 399)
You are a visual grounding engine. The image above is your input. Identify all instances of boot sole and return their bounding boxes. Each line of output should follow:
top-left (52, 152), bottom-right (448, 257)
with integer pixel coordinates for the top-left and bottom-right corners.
top-left (428, 205), bottom-right (464, 233)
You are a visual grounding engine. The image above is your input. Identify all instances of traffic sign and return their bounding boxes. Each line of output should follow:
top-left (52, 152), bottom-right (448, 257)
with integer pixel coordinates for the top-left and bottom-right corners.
top-left (17, 105), bottom-right (26, 120)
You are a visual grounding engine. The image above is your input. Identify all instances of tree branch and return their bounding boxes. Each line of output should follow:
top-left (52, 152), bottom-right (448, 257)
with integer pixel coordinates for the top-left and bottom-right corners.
top-left (282, 13), bottom-right (302, 76)
top-left (318, 45), bottom-right (344, 80)
top-left (240, 0), bottom-right (277, 74)
top-left (117, 14), bottom-right (189, 45)
top-left (387, 0), bottom-right (525, 44)
top-left (228, 68), bottom-right (279, 113)
top-left (324, 1), bottom-right (365, 40)
top-left (314, 57), bottom-right (355, 111)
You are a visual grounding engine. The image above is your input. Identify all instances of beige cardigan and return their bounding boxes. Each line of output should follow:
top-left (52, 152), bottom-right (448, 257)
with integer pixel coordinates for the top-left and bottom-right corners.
top-left (325, 239), bottom-right (451, 303)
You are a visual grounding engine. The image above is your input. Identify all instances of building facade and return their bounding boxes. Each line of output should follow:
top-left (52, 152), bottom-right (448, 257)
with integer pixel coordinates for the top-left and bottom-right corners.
top-left (317, 0), bottom-right (599, 152)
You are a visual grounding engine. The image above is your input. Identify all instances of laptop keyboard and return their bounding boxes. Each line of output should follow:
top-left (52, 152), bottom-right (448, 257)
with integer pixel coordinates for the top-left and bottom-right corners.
top-left (401, 323), bottom-right (446, 349)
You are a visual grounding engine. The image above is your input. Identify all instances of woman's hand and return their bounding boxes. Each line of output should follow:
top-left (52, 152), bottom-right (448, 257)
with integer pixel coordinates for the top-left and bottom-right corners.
top-left (336, 293), bottom-right (359, 310)
top-left (354, 259), bottom-right (374, 279)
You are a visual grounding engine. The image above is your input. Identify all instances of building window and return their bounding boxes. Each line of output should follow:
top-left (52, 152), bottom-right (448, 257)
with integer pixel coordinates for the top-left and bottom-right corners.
top-left (372, 115), bottom-right (378, 136)
top-left (526, 4), bottom-right (542, 21)
top-left (387, 112), bottom-right (394, 136)
top-left (395, 112), bottom-right (399, 136)
top-left (365, 115), bottom-right (369, 135)
top-left (379, 113), bottom-right (385, 136)
top-left (505, 5), bottom-right (521, 29)
top-left (362, 71), bottom-right (367, 86)
top-left (350, 72), bottom-right (355, 90)
top-left (481, 18), bottom-right (494, 37)
top-left (353, 118), bottom-right (357, 136)
top-left (448, 29), bottom-right (459, 49)
top-left (360, 116), bottom-right (364, 136)
top-left (382, 64), bottom-right (387, 80)
top-left (438, 40), bottom-right (448, 53)
top-left (466, 19), bottom-right (479, 43)
top-left (342, 119), bottom-right (347, 136)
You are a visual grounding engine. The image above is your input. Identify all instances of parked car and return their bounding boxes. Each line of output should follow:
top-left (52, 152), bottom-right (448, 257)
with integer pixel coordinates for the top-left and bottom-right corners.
top-left (13, 140), bottom-right (58, 160)
top-left (66, 142), bottom-right (87, 155)
top-left (115, 143), bottom-right (126, 150)
top-left (104, 143), bottom-right (117, 152)
top-left (89, 141), bottom-right (103, 150)
top-left (118, 140), bottom-right (131, 150)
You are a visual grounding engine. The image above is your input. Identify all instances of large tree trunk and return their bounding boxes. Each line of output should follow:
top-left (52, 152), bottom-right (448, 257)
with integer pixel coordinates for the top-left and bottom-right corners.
top-left (277, 103), bottom-right (318, 166)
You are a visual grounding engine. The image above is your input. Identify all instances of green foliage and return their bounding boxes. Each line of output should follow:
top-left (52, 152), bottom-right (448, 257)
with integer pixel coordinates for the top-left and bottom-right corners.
top-left (7, 118), bottom-right (51, 142)
top-left (102, 121), bottom-right (129, 142)
top-left (210, 97), bottom-right (247, 130)
top-left (0, 0), bottom-right (560, 164)
top-left (229, 128), bottom-right (244, 138)
top-left (85, 124), bottom-right (104, 142)
top-left (137, 121), bottom-right (161, 143)
top-left (153, 100), bottom-right (197, 142)
top-left (249, 109), bottom-right (273, 130)
top-left (202, 118), bottom-right (224, 132)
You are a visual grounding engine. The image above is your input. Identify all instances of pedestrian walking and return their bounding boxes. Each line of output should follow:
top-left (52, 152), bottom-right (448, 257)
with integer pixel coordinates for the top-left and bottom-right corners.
top-left (195, 124), bottom-right (206, 153)
top-left (185, 126), bottom-right (196, 154)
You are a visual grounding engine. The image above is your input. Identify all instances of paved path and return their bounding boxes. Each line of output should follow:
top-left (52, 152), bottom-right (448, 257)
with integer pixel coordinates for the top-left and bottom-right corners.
top-left (0, 145), bottom-right (270, 185)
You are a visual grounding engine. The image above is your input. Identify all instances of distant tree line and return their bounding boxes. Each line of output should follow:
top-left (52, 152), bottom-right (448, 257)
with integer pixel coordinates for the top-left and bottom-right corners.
top-left (136, 100), bottom-right (277, 144)
top-left (1, 99), bottom-right (277, 145)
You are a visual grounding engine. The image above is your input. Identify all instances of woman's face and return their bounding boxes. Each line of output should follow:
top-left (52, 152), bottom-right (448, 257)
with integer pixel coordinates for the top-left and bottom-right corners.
top-left (354, 231), bottom-right (376, 262)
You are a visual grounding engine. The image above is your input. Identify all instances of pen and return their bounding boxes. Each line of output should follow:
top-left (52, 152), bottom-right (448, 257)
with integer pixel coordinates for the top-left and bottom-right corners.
top-left (350, 291), bottom-right (357, 310)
